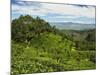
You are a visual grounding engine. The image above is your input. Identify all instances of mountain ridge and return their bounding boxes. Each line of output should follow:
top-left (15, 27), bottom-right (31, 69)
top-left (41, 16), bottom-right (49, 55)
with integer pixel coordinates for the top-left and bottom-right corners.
top-left (50, 22), bottom-right (96, 30)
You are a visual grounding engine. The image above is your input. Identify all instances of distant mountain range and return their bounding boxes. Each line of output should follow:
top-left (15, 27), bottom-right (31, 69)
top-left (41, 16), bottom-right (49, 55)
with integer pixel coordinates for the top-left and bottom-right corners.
top-left (50, 22), bottom-right (96, 30)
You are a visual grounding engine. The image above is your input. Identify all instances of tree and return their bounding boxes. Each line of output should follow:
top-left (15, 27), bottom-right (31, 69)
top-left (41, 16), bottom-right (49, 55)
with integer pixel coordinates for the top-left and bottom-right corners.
top-left (11, 15), bottom-right (53, 42)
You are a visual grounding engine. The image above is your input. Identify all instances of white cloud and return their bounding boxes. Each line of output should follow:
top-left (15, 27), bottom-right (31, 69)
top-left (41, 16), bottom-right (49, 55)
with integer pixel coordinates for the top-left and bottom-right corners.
top-left (12, 1), bottom-right (95, 23)
top-left (12, 3), bottom-right (47, 16)
top-left (12, 2), bottom-right (95, 18)
top-left (41, 3), bottom-right (95, 18)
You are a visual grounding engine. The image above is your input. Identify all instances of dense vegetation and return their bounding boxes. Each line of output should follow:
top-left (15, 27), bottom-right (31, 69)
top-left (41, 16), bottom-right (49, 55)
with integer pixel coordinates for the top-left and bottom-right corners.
top-left (11, 15), bottom-right (96, 75)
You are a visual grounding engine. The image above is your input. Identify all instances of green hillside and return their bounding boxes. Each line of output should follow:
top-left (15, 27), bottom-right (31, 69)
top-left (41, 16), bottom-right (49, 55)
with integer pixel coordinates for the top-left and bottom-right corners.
top-left (11, 15), bottom-right (96, 75)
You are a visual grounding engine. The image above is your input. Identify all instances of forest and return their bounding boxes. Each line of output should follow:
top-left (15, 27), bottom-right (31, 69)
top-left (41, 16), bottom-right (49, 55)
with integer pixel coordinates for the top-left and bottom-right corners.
top-left (11, 15), bottom-right (96, 75)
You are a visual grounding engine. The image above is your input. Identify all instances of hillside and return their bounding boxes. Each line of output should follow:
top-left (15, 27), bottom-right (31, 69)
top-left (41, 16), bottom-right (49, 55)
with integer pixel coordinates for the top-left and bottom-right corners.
top-left (11, 15), bottom-right (96, 75)
top-left (61, 29), bottom-right (96, 51)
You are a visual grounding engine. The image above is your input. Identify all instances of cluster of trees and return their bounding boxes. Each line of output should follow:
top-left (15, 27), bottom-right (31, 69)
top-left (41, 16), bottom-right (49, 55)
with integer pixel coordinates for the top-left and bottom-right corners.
top-left (62, 29), bottom-right (96, 51)
top-left (11, 15), bottom-right (96, 75)
top-left (12, 15), bottom-right (56, 42)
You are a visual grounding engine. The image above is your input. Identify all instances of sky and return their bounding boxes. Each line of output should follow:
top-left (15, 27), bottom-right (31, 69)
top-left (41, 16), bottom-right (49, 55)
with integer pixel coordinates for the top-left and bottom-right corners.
top-left (12, 0), bottom-right (96, 24)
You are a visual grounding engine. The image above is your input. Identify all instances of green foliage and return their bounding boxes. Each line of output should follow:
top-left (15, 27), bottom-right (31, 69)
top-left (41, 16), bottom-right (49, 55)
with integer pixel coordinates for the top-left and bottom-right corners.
top-left (11, 15), bottom-right (96, 75)
top-left (11, 15), bottom-right (53, 42)
top-left (62, 29), bottom-right (96, 51)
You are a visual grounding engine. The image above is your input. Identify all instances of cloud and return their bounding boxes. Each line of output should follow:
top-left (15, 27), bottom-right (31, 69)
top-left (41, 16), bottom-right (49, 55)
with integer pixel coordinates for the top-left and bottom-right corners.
top-left (12, 1), bottom-right (96, 23)
top-left (41, 3), bottom-right (95, 18)
top-left (12, 2), bottom-right (46, 16)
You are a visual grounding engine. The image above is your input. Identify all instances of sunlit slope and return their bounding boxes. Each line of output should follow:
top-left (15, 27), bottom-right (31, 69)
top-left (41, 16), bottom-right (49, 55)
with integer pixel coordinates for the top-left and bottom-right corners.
top-left (11, 15), bottom-right (96, 75)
